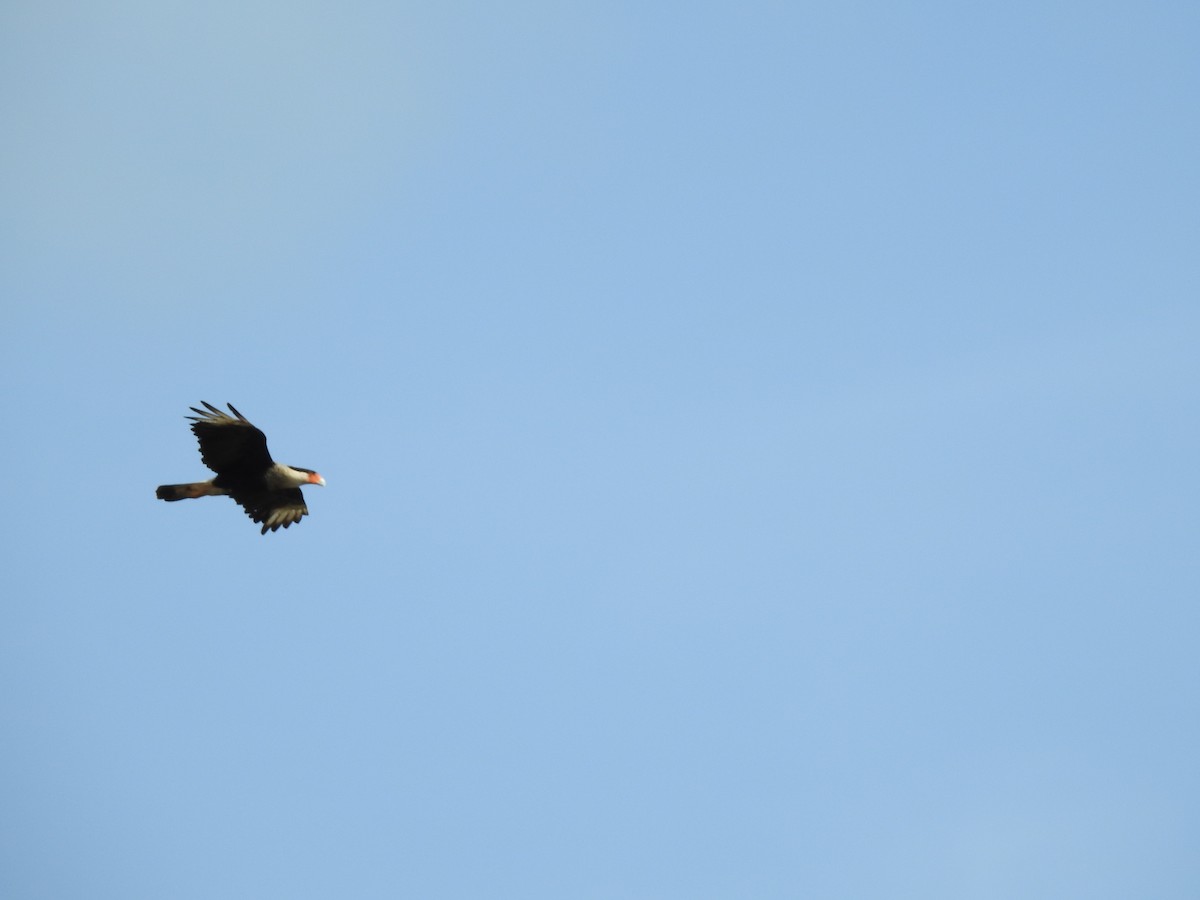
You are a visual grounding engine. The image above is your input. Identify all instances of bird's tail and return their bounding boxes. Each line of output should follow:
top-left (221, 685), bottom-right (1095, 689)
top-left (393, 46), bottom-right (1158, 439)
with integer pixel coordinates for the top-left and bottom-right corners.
top-left (156, 482), bottom-right (223, 501)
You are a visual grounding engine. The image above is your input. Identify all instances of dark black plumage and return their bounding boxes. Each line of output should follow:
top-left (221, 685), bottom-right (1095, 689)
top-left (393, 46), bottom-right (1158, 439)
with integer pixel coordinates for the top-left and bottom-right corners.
top-left (156, 402), bottom-right (326, 534)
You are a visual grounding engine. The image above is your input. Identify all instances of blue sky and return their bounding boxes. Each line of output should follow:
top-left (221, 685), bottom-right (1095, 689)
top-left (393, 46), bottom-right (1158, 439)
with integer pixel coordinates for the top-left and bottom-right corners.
top-left (2, 2), bottom-right (1198, 897)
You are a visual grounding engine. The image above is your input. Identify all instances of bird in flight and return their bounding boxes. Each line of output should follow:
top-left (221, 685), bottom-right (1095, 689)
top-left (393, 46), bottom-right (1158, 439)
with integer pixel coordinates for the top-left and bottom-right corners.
top-left (156, 402), bottom-right (326, 534)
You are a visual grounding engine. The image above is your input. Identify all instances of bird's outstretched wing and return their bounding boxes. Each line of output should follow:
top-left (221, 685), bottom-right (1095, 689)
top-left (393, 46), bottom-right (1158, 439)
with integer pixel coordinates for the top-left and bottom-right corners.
top-left (186, 402), bottom-right (274, 475)
top-left (230, 487), bottom-right (309, 534)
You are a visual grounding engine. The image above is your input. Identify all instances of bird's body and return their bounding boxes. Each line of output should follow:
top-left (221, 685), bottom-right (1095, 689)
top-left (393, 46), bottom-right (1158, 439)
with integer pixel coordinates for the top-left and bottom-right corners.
top-left (156, 402), bottom-right (325, 534)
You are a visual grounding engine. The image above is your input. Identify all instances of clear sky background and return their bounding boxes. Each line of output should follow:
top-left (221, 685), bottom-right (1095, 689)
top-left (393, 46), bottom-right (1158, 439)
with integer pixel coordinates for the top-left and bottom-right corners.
top-left (2, 2), bottom-right (1198, 897)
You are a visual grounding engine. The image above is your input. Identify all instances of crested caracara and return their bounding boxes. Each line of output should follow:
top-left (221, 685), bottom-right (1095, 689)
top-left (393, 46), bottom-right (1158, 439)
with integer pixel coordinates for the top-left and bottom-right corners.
top-left (156, 402), bottom-right (326, 534)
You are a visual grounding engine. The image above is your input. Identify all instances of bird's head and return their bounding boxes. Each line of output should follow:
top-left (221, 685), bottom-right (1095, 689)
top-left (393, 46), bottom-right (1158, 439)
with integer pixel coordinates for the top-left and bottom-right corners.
top-left (289, 466), bottom-right (326, 487)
